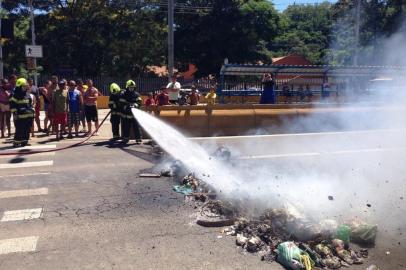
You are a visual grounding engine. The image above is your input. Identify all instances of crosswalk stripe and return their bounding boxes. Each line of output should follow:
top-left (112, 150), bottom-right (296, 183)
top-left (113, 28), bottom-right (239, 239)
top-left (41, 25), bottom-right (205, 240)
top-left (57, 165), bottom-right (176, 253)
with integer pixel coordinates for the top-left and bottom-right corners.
top-left (1, 208), bottom-right (43, 222)
top-left (0, 188), bottom-right (49, 199)
top-left (13, 144), bottom-right (56, 150)
top-left (0, 172), bottom-right (51, 179)
top-left (0, 236), bottom-right (39, 255)
top-left (0, 152), bottom-right (55, 159)
top-left (0, 161), bottom-right (53, 169)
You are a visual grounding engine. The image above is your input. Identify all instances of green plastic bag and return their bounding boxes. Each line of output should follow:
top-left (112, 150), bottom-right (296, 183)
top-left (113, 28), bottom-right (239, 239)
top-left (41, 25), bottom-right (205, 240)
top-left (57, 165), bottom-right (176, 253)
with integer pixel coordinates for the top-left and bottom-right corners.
top-left (172, 184), bottom-right (193, 195)
top-left (351, 224), bottom-right (378, 245)
top-left (336, 225), bottom-right (351, 244)
top-left (277, 242), bottom-right (314, 270)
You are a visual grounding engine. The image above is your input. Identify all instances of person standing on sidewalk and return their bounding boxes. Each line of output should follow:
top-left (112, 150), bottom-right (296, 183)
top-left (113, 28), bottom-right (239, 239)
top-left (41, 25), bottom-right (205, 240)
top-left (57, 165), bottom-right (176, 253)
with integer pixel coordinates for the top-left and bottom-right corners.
top-left (10, 78), bottom-right (34, 147)
top-left (76, 79), bottom-right (87, 133)
top-left (28, 78), bottom-right (42, 133)
top-left (166, 73), bottom-right (181, 104)
top-left (83, 79), bottom-right (99, 136)
top-left (67, 80), bottom-right (83, 138)
top-left (44, 75), bottom-right (59, 135)
top-left (108, 83), bottom-right (122, 141)
top-left (52, 80), bottom-right (69, 140)
top-left (0, 79), bottom-right (11, 138)
top-left (120, 80), bottom-right (142, 145)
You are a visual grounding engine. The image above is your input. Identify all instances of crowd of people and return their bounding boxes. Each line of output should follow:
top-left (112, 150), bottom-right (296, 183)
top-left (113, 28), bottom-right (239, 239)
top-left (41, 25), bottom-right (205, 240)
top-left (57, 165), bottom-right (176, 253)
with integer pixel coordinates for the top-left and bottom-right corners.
top-left (144, 74), bottom-right (217, 106)
top-left (0, 73), bottom-right (218, 147)
top-left (0, 75), bottom-right (107, 147)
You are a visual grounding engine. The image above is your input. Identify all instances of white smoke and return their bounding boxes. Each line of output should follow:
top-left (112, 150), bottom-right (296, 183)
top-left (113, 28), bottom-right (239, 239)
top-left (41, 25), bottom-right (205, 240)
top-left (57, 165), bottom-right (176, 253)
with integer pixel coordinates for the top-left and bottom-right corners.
top-left (134, 17), bottom-right (406, 249)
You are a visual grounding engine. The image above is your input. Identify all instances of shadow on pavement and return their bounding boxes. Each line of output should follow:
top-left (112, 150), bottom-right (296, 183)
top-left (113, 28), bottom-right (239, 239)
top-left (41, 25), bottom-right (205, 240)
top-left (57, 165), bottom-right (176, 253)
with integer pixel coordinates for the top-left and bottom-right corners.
top-left (120, 147), bottom-right (161, 164)
top-left (9, 157), bottom-right (26, 163)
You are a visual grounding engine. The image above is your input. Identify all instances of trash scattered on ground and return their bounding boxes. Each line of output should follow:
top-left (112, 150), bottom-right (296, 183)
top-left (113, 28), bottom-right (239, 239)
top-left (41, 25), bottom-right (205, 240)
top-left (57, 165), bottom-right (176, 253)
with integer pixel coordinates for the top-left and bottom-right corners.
top-left (196, 200), bottom-right (237, 227)
top-left (212, 146), bottom-right (232, 161)
top-left (139, 173), bottom-right (162, 178)
top-left (173, 184), bottom-right (194, 195)
top-left (190, 200), bottom-right (374, 269)
top-left (161, 160), bottom-right (188, 179)
top-left (350, 223), bottom-right (378, 246)
top-left (366, 265), bottom-right (380, 270)
top-left (154, 156), bottom-right (377, 270)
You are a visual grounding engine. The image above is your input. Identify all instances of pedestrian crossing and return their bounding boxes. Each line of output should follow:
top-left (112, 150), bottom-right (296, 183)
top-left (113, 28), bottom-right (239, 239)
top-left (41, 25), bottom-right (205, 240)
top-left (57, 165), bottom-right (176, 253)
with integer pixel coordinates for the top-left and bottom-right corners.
top-left (0, 187), bottom-right (48, 199)
top-left (0, 144), bottom-right (56, 171)
top-left (1, 208), bottom-right (43, 222)
top-left (0, 236), bottom-right (39, 255)
top-left (0, 143), bottom-right (55, 256)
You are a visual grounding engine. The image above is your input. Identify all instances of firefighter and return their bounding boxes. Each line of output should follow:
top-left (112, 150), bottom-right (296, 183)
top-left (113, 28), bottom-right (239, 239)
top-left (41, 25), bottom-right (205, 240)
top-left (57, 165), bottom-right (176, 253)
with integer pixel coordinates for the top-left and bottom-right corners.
top-left (10, 78), bottom-right (35, 147)
top-left (108, 83), bottom-right (122, 141)
top-left (119, 80), bottom-right (142, 145)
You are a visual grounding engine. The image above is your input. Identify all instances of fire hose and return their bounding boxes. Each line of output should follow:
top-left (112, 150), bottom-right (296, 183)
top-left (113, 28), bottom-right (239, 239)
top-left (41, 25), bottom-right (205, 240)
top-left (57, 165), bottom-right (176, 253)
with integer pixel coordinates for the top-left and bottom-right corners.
top-left (0, 111), bottom-right (111, 156)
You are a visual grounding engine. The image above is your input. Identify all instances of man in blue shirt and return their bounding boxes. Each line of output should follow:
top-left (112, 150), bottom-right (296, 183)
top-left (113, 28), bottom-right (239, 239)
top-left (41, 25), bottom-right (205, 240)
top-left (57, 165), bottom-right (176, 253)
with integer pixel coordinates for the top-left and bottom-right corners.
top-left (67, 80), bottom-right (83, 138)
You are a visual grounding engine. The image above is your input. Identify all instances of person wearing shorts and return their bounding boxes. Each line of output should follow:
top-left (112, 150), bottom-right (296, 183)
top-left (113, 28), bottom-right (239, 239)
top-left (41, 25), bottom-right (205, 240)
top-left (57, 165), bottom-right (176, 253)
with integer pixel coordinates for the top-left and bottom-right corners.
top-left (76, 79), bottom-right (87, 132)
top-left (44, 76), bottom-right (58, 134)
top-left (0, 79), bottom-right (11, 138)
top-left (52, 80), bottom-right (68, 140)
top-left (83, 79), bottom-right (99, 135)
top-left (67, 80), bottom-right (82, 138)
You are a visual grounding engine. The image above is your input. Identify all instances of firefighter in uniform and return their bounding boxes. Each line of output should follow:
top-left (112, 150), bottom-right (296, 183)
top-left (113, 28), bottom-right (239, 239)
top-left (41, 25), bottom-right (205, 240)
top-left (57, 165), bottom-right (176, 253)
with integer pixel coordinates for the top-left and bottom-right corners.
top-left (108, 83), bottom-right (122, 141)
top-left (10, 78), bottom-right (35, 147)
top-left (119, 80), bottom-right (142, 145)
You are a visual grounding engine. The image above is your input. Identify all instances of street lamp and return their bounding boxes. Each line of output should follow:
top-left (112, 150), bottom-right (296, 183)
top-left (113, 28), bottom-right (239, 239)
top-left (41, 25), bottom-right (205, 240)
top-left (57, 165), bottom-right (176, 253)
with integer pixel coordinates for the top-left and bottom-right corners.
top-left (28, 0), bottom-right (38, 86)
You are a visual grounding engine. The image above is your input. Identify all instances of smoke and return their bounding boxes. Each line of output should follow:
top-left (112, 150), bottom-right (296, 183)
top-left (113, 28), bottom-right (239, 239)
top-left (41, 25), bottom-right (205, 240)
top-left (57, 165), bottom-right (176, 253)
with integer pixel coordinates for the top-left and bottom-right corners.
top-left (134, 16), bottom-right (406, 247)
top-left (217, 17), bottom-right (406, 234)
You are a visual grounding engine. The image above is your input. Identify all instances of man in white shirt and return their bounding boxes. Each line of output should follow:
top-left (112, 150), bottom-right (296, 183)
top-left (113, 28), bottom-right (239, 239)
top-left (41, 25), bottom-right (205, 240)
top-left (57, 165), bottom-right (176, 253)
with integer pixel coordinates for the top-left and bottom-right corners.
top-left (166, 74), bottom-right (181, 104)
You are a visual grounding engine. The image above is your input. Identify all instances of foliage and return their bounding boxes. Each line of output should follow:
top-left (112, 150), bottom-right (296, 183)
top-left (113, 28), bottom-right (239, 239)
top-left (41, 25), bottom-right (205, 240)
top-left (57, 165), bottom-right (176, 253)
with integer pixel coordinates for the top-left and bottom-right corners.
top-left (1, 0), bottom-right (405, 77)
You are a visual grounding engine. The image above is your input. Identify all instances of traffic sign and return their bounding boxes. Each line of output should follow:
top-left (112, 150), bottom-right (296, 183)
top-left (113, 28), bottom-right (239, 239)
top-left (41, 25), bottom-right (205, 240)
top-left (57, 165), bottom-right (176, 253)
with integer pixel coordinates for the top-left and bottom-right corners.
top-left (26, 57), bottom-right (36, 70)
top-left (25, 45), bottom-right (43, 58)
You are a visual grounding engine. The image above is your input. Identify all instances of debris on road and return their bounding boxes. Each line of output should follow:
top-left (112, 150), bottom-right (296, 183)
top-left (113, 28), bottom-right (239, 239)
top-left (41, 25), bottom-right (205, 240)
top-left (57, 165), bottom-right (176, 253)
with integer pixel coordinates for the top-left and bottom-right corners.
top-left (212, 146), bottom-right (232, 161)
top-left (139, 173), bottom-right (161, 178)
top-left (366, 265), bottom-right (380, 270)
top-left (192, 201), bottom-right (373, 269)
top-left (172, 184), bottom-right (194, 195)
top-left (160, 164), bottom-right (376, 270)
top-left (196, 200), bottom-right (237, 227)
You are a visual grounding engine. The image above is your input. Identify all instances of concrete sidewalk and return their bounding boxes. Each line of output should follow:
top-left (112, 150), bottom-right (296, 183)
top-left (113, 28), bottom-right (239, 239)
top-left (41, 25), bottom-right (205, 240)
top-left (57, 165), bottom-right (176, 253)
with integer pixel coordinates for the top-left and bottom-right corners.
top-left (2, 109), bottom-right (114, 145)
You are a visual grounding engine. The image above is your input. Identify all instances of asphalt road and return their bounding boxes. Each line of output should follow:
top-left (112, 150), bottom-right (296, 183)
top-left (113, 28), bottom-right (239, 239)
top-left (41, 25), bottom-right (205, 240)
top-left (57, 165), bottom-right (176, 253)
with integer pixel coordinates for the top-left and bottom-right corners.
top-left (0, 128), bottom-right (405, 269)
top-left (192, 128), bottom-right (406, 270)
top-left (0, 138), bottom-right (283, 270)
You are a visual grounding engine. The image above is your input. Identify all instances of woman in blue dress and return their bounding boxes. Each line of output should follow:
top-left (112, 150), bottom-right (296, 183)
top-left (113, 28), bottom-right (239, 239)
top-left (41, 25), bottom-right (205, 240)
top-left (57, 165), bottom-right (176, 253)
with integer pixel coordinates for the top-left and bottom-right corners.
top-left (260, 73), bottom-right (276, 104)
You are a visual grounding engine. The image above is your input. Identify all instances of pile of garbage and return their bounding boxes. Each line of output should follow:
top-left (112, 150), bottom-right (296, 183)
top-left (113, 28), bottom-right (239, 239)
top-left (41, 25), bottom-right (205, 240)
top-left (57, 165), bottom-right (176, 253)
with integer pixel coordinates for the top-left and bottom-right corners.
top-left (220, 206), bottom-right (377, 269)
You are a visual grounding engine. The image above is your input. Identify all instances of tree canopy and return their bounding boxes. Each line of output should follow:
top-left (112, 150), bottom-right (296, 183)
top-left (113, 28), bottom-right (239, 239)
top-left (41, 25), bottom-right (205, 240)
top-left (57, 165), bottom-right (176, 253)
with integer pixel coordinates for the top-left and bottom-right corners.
top-left (2, 0), bottom-right (405, 78)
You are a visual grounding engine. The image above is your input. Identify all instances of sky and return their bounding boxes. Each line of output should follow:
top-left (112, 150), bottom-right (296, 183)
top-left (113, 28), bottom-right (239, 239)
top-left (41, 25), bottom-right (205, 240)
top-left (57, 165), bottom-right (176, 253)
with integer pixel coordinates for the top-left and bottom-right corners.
top-left (272, 0), bottom-right (338, 11)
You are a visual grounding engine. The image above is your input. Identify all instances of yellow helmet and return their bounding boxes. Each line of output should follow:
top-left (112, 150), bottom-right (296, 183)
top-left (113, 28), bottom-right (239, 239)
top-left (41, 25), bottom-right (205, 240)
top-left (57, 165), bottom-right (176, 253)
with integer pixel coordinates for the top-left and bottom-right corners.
top-left (110, 83), bottom-right (121, 94)
top-left (16, 78), bottom-right (27, 87)
top-left (126, 80), bottom-right (136, 89)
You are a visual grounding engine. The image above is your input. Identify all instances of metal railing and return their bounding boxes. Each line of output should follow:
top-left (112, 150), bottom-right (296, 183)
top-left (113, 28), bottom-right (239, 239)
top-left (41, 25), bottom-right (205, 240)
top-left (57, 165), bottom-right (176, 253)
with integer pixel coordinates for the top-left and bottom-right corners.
top-left (37, 75), bottom-right (217, 96)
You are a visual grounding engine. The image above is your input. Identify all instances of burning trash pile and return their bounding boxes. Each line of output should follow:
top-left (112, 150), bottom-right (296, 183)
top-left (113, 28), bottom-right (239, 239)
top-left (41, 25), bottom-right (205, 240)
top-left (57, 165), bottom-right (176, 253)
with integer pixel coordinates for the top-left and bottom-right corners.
top-left (155, 148), bottom-right (378, 270)
top-left (218, 206), bottom-right (377, 270)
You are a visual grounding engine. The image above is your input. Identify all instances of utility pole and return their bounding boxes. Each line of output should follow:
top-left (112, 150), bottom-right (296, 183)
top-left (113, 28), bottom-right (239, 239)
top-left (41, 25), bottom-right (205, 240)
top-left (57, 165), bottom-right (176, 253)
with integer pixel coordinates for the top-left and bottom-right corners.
top-left (0, 0), bottom-right (3, 79)
top-left (353, 0), bottom-right (361, 66)
top-left (29, 0), bottom-right (38, 86)
top-left (168, 0), bottom-right (174, 79)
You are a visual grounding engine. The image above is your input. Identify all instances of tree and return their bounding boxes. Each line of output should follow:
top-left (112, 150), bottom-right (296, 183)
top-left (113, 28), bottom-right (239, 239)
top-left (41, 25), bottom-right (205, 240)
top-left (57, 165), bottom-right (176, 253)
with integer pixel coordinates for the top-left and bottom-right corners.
top-left (272, 2), bottom-right (333, 64)
top-left (175, 0), bottom-right (279, 76)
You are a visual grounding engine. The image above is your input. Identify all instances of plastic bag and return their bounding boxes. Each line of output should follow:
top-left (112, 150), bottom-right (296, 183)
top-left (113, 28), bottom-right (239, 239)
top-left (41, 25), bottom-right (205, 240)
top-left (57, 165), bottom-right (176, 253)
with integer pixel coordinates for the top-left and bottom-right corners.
top-left (351, 224), bottom-right (378, 245)
top-left (336, 225), bottom-right (351, 244)
top-left (277, 242), bottom-right (314, 270)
